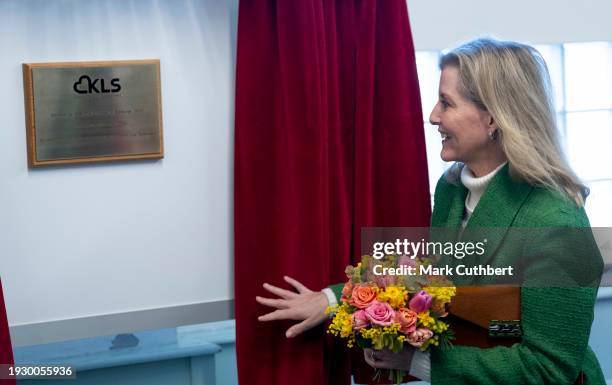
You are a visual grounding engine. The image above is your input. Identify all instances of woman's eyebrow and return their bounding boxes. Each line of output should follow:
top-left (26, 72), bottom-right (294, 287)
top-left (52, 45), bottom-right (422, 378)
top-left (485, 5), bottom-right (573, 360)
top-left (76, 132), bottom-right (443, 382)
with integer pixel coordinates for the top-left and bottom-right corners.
top-left (440, 92), bottom-right (453, 101)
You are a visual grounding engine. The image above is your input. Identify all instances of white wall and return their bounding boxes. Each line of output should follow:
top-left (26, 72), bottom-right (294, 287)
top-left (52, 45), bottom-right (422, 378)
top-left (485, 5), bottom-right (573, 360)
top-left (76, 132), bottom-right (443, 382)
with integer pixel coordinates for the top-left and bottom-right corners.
top-left (0, 0), bottom-right (238, 328)
top-left (408, 0), bottom-right (612, 51)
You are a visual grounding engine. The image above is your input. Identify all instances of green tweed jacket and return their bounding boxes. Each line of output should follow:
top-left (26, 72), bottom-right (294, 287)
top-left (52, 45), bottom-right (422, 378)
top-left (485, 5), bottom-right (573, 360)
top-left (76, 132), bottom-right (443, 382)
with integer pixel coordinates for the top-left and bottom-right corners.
top-left (331, 163), bottom-right (606, 384)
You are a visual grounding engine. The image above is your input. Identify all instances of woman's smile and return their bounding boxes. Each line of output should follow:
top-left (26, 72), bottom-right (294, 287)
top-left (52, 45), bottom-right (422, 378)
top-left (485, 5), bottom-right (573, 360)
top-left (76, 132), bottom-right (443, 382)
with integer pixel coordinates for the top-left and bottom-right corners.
top-left (440, 130), bottom-right (452, 144)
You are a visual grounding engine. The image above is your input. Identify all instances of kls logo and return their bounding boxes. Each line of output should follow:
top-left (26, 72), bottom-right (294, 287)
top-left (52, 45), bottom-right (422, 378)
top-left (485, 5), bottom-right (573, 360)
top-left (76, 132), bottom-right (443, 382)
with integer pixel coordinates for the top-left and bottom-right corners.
top-left (73, 75), bottom-right (121, 94)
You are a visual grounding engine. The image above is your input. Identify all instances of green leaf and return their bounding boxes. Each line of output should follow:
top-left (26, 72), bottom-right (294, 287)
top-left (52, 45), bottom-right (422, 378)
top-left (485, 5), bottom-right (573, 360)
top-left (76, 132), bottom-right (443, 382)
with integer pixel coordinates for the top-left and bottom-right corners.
top-left (438, 329), bottom-right (455, 350)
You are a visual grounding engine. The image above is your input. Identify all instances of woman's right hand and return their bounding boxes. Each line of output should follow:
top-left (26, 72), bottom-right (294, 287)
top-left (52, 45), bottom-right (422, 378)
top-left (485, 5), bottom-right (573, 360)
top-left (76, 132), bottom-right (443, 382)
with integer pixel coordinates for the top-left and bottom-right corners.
top-left (256, 276), bottom-right (329, 338)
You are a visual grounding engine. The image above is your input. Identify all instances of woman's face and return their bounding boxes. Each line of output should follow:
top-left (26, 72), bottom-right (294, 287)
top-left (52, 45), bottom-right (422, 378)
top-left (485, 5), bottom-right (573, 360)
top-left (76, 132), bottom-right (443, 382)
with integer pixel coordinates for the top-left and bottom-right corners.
top-left (429, 66), bottom-right (495, 164)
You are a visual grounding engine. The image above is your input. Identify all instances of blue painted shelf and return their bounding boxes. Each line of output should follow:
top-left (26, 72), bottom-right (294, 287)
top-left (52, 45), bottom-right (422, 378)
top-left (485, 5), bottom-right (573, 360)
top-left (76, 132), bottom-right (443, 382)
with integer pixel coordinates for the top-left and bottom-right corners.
top-left (14, 326), bottom-right (221, 371)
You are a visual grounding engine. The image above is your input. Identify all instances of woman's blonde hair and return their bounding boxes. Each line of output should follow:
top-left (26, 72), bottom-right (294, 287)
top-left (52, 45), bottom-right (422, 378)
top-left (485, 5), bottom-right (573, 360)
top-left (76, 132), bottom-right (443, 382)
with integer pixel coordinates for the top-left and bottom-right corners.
top-left (440, 38), bottom-right (588, 205)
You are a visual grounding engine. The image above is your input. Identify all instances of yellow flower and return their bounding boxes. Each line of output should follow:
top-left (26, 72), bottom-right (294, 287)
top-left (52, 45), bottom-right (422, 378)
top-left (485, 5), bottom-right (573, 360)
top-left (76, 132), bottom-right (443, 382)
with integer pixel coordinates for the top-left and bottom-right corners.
top-left (428, 319), bottom-right (449, 334)
top-left (327, 303), bottom-right (355, 346)
top-left (360, 327), bottom-right (381, 341)
top-left (377, 285), bottom-right (408, 308)
top-left (423, 286), bottom-right (456, 304)
top-left (383, 323), bottom-right (402, 334)
top-left (325, 304), bottom-right (339, 315)
top-left (417, 311), bottom-right (435, 328)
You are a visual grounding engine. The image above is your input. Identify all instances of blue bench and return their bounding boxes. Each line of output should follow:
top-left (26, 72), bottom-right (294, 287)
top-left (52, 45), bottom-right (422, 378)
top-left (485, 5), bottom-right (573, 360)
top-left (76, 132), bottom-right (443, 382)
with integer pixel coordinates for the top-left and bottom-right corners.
top-left (13, 323), bottom-right (225, 385)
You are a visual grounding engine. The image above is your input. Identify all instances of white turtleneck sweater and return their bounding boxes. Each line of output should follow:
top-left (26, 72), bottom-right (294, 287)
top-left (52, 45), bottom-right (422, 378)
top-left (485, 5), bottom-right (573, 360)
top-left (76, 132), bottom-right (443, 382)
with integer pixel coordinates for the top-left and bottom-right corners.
top-left (322, 162), bottom-right (507, 383)
top-left (460, 162), bottom-right (507, 227)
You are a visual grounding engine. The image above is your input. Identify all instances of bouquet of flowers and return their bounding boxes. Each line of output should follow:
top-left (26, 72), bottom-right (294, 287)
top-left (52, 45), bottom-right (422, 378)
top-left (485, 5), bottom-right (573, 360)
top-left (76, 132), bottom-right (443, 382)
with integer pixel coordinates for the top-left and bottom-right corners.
top-left (326, 254), bottom-right (455, 383)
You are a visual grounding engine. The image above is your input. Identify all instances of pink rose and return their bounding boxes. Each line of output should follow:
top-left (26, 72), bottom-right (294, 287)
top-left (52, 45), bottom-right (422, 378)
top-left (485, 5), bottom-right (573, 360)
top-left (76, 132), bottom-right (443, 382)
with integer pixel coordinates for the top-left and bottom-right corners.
top-left (394, 308), bottom-right (418, 334)
top-left (350, 285), bottom-right (378, 309)
top-left (352, 310), bottom-right (369, 330)
top-left (409, 291), bottom-right (432, 313)
top-left (407, 328), bottom-right (434, 348)
top-left (364, 300), bottom-right (395, 326)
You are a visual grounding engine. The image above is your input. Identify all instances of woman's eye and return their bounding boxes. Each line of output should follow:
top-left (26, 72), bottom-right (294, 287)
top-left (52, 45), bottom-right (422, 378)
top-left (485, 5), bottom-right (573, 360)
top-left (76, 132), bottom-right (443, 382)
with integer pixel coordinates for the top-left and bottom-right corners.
top-left (440, 100), bottom-right (450, 108)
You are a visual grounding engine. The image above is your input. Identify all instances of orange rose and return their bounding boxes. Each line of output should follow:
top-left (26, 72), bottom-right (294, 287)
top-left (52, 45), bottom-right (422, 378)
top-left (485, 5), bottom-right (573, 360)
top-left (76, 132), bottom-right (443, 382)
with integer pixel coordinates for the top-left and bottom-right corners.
top-left (349, 284), bottom-right (378, 309)
top-left (431, 301), bottom-right (448, 317)
top-left (341, 280), bottom-right (353, 303)
top-left (394, 307), bottom-right (418, 334)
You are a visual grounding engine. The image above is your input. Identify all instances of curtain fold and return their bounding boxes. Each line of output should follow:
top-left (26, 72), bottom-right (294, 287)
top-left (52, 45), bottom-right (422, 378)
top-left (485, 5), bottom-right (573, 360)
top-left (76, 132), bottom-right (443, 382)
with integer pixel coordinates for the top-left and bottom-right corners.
top-left (234, 1), bottom-right (430, 384)
top-left (0, 280), bottom-right (16, 385)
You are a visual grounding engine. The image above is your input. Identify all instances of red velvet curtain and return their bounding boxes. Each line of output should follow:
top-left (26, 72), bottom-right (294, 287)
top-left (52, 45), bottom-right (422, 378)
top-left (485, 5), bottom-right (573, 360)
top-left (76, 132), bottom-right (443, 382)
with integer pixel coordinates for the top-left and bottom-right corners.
top-left (0, 280), bottom-right (16, 385)
top-left (234, 1), bottom-right (430, 384)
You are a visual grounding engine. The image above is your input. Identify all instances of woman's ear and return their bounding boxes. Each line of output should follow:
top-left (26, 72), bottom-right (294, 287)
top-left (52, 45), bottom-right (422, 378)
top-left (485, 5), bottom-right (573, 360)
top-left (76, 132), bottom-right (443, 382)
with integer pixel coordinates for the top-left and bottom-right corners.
top-left (488, 115), bottom-right (499, 130)
top-left (485, 114), bottom-right (499, 140)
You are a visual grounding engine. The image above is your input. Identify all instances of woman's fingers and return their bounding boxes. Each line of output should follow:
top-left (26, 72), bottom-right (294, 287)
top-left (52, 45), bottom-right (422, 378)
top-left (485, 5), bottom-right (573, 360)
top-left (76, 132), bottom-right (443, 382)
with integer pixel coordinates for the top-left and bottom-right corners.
top-left (283, 276), bottom-right (311, 294)
top-left (256, 278), bottom-right (329, 338)
top-left (285, 319), bottom-right (306, 338)
top-left (285, 315), bottom-right (317, 338)
top-left (257, 309), bottom-right (289, 322)
top-left (363, 348), bottom-right (378, 367)
top-left (262, 282), bottom-right (298, 299)
top-left (255, 296), bottom-right (288, 309)
top-left (362, 348), bottom-right (414, 371)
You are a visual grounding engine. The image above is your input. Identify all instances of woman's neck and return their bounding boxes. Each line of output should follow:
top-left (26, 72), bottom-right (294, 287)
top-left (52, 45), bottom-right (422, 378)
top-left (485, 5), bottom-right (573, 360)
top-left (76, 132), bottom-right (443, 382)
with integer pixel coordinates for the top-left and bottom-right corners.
top-left (466, 153), bottom-right (508, 177)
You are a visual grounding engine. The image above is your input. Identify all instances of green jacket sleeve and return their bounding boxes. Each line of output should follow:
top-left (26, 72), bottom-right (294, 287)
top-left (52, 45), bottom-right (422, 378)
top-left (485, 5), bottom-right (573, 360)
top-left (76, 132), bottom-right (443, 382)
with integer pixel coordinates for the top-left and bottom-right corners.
top-left (328, 282), bottom-right (344, 303)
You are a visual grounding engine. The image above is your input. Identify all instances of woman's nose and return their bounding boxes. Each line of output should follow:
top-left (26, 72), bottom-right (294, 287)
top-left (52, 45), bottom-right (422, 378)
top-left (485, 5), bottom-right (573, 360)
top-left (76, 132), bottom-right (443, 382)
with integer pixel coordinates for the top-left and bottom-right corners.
top-left (429, 103), bottom-right (440, 125)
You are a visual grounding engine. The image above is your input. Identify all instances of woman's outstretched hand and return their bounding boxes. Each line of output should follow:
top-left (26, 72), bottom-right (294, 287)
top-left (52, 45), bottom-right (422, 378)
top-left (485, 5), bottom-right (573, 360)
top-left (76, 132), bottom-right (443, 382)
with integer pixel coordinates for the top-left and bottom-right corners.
top-left (256, 276), bottom-right (329, 338)
top-left (363, 347), bottom-right (415, 371)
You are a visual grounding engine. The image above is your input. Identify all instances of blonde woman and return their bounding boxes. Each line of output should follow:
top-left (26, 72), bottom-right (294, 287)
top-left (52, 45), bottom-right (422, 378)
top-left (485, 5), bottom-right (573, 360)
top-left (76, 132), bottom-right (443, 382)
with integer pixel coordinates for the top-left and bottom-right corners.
top-left (258, 38), bottom-right (605, 384)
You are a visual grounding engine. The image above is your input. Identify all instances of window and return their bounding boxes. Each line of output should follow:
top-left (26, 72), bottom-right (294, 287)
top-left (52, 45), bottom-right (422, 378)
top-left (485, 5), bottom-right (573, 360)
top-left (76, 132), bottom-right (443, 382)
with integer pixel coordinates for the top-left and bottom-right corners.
top-left (416, 42), bottom-right (612, 226)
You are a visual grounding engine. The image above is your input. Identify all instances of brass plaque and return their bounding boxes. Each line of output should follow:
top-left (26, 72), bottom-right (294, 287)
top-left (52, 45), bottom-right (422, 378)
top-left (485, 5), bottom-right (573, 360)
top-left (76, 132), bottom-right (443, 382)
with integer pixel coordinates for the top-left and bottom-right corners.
top-left (23, 60), bottom-right (163, 167)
